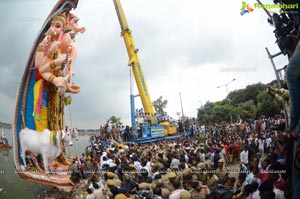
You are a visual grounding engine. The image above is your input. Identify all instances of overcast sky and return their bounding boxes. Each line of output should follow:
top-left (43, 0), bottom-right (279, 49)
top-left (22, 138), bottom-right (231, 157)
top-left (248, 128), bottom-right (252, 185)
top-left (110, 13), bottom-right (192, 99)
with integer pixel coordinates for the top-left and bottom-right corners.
top-left (0, 0), bottom-right (289, 129)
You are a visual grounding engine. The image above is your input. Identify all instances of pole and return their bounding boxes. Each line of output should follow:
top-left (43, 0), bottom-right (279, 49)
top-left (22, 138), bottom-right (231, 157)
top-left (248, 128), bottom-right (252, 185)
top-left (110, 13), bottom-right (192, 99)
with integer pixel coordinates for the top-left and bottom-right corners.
top-left (179, 92), bottom-right (184, 118)
top-left (130, 67), bottom-right (136, 127)
top-left (217, 78), bottom-right (236, 97)
top-left (217, 79), bottom-right (236, 122)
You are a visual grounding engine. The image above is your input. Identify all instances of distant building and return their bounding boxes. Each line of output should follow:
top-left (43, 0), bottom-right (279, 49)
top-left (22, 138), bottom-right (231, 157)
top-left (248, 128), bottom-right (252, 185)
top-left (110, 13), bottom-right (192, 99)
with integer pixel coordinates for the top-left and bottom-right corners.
top-left (0, 122), bottom-right (12, 129)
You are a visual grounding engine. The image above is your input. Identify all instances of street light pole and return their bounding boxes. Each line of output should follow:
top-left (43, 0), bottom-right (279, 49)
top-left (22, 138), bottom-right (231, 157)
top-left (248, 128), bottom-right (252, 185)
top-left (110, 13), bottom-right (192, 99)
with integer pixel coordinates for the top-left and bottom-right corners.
top-left (179, 92), bottom-right (184, 118)
top-left (217, 78), bottom-right (236, 122)
top-left (217, 78), bottom-right (236, 96)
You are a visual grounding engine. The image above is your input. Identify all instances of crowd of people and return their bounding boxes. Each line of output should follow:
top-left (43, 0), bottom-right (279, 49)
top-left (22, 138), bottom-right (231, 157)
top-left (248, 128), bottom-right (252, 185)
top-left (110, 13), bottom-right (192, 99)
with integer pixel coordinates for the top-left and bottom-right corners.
top-left (67, 7), bottom-right (300, 198)
top-left (68, 36), bottom-right (300, 197)
top-left (67, 110), bottom-right (299, 199)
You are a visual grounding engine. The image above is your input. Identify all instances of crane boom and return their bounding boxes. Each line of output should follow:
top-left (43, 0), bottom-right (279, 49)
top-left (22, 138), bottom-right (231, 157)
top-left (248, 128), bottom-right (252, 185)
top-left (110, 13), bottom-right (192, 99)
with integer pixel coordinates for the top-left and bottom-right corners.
top-left (113, 0), bottom-right (155, 124)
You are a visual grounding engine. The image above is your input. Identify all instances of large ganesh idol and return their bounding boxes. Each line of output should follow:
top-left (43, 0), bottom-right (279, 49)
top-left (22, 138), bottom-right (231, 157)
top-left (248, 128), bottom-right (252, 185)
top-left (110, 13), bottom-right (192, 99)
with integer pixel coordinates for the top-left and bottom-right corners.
top-left (13, 0), bottom-right (85, 191)
top-left (33, 12), bottom-right (85, 132)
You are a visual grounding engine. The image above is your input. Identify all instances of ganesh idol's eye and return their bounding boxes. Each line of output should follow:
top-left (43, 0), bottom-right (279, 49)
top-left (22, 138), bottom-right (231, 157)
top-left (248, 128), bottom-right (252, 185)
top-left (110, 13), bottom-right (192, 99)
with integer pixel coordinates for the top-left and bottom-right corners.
top-left (55, 23), bottom-right (62, 28)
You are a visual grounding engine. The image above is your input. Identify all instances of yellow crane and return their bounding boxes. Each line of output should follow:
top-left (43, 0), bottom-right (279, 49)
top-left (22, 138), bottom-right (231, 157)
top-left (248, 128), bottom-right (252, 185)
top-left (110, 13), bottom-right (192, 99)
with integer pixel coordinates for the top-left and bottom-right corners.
top-left (112, 0), bottom-right (177, 140)
top-left (113, 0), bottom-right (154, 124)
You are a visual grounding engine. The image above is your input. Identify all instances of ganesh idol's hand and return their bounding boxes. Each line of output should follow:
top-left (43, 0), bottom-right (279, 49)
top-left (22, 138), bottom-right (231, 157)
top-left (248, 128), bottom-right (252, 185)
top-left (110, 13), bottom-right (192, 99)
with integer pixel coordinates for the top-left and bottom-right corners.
top-left (39, 54), bottom-right (70, 74)
top-left (55, 54), bottom-right (71, 68)
top-left (39, 35), bottom-right (51, 47)
top-left (52, 76), bottom-right (67, 89)
top-left (48, 41), bottom-right (61, 55)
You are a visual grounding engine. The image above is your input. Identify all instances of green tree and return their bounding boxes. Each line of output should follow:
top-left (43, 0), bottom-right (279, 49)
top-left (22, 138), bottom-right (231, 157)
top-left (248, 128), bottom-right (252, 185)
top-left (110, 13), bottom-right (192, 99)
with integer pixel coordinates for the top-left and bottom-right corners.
top-left (107, 116), bottom-right (122, 126)
top-left (197, 81), bottom-right (283, 124)
top-left (228, 83), bottom-right (266, 106)
top-left (255, 91), bottom-right (281, 117)
top-left (235, 102), bottom-right (255, 120)
top-left (153, 96), bottom-right (168, 115)
top-left (197, 101), bottom-right (215, 124)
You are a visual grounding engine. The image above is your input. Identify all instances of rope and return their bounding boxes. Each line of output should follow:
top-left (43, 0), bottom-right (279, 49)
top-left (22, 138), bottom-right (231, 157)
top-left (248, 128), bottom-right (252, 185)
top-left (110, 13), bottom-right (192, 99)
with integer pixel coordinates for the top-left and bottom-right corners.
top-left (67, 145), bottom-right (71, 158)
top-left (67, 99), bottom-right (78, 156)
top-left (73, 140), bottom-right (78, 156)
top-left (68, 102), bottom-right (73, 130)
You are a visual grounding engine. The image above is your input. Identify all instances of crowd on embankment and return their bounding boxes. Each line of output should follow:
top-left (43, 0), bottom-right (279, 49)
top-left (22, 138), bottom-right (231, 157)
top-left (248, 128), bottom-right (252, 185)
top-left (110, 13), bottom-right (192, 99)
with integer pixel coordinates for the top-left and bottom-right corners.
top-left (67, 113), bottom-right (298, 199)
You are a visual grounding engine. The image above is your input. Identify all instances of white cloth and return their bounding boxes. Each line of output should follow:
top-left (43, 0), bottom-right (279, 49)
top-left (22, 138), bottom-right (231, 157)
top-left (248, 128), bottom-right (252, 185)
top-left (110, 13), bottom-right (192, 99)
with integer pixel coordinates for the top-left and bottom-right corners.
top-left (169, 189), bottom-right (183, 199)
top-left (93, 189), bottom-right (103, 199)
top-left (240, 150), bottom-right (249, 164)
top-left (134, 161), bottom-right (142, 172)
top-left (170, 158), bottom-right (181, 168)
top-left (86, 193), bottom-right (96, 199)
top-left (274, 187), bottom-right (285, 199)
top-left (101, 160), bottom-right (109, 168)
top-left (251, 187), bottom-right (285, 199)
top-left (258, 139), bottom-right (264, 150)
top-left (266, 137), bottom-right (272, 148)
top-left (88, 182), bottom-right (101, 191)
top-left (142, 165), bottom-right (151, 177)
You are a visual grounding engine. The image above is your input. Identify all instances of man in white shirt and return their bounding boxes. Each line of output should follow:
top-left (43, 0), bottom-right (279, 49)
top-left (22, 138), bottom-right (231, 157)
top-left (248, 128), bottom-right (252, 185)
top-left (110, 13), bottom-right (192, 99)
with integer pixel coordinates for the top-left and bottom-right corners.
top-left (266, 136), bottom-right (272, 146)
top-left (258, 138), bottom-right (265, 157)
top-left (170, 155), bottom-right (181, 168)
top-left (169, 180), bottom-right (182, 199)
top-left (100, 156), bottom-right (110, 170)
top-left (132, 155), bottom-right (142, 172)
top-left (93, 183), bottom-right (103, 199)
top-left (240, 147), bottom-right (249, 165)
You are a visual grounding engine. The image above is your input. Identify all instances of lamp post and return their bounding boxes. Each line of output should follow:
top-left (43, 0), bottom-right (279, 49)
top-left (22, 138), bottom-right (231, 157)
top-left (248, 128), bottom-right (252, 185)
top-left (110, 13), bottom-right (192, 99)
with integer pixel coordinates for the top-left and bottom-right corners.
top-left (217, 78), bottom-right (236, 122)
top-left (179, 92), bottom-right (184, 119)
top-left (217, 78), bottom-right (236, 97)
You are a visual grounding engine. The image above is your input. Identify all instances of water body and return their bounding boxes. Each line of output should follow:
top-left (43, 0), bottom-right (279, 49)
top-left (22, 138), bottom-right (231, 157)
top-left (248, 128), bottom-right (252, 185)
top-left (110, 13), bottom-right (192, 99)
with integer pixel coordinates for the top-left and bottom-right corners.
top-left (0, 128), bottom-right (90, 199)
